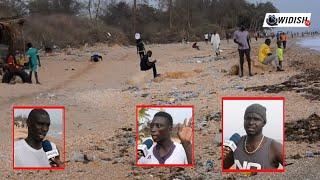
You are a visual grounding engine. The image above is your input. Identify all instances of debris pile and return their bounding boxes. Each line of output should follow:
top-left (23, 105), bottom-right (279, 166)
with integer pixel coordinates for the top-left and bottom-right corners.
top-left (285, 113), bottom-right (320, 143)
top-left (246, 69), bottom-right (320, 101)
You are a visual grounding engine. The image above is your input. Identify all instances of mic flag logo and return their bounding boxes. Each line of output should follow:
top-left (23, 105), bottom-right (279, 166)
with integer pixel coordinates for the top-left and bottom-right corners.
top-left (263, 13), bottom-right (311, 27)
top-left (266, 15), bottom-right (278, 26)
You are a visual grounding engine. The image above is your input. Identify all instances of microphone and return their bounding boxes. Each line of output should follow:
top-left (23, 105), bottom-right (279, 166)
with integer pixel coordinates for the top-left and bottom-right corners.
top-left (223, 133), bottom-right (241, 152)
top-left (42, 140), bottom-right (59, 165)
top-left (138, 139), bottom-right (153, 157)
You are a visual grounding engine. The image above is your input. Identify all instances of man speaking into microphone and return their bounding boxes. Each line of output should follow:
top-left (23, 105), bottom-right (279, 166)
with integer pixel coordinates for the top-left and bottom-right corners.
top-left (223, 103), bottom-right (283, 170)
top-left (14, 108), bottom-right (63, 167)
top-left (137, 111), bottom-right (192, 165)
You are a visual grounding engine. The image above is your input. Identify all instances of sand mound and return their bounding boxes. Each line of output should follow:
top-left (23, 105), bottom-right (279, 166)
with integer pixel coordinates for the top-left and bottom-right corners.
top-left (153, 69), bottom-right (203, 83)
top-left (228, 65), bottom-right (239, 75)
top-left (126, 71), bottom-right (151, 86)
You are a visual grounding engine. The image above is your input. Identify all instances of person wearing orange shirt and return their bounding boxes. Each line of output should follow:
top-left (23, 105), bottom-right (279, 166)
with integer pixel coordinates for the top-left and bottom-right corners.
top-left (280, 33), bottom-right (288, 49)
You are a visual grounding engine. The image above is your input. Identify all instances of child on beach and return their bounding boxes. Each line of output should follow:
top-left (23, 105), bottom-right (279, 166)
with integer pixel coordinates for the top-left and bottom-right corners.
top-left (277, 41), bottom-right (284, 69)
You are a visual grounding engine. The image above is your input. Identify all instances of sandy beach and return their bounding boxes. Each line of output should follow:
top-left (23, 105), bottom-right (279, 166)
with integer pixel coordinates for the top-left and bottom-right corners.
top-left (0, 37), bottom-right (319, 179)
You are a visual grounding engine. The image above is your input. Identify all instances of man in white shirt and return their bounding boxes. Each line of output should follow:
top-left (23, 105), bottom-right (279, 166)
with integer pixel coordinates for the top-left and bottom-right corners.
top-left (138, 111), bottom-right (192, 165)
top-left (14, 109), bottom-right (62, 167)
top-left (211, 31), bottom-right (220, 57)
top-left (204, 33), bottom-right (209, 44)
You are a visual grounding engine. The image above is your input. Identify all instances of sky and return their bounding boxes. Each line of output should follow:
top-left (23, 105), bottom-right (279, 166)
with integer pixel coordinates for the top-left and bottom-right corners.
top-left (223, 100), bottom-right (283, 143)
top-left (14, 108), bottom-right (63, 125)
top-left (248, 0), bottom-right (320, 32)
top-left (140, 107), bottom-right (192, 125)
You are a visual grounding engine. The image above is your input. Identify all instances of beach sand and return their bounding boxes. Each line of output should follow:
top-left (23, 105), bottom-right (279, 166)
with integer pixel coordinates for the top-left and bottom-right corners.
top-left (0, 37), bottom-right (319, 179)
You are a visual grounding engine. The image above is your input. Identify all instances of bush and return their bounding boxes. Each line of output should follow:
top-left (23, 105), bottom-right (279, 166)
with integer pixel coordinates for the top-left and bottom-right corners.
top-left (23, 14), bottom-right (128, 48)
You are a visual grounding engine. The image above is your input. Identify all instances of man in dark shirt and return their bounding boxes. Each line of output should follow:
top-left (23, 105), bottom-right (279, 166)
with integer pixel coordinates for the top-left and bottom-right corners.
top-left (136, 39), bottom-right (146, 59)
top-left (223, 104), bottom-right (283, 170)
top-left (140, 50), bottom-right (160, 78)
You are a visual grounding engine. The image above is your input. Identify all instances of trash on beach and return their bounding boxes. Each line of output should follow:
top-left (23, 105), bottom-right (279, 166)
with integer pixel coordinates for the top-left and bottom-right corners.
top-left (154, 91), bottom-right (199, 104)
top-left (246, 69), bottom-right (320, 101)
top-left (285, 113), bottom-right (320, 143)
top-left (71, 151), bottom-right (91, 164)
top-left (205, 160), bottom-right (214, 172)
top-left (235, 85), bottom-right (245, 90)
top-left (306, 151), bottom-right (314, 158)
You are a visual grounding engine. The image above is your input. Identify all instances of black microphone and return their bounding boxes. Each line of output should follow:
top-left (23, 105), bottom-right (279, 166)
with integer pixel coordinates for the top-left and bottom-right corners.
top-left (42, 140), bottom-right (59, 165)
top-left (223, 133), bottom-right (241, 152)
top-left (138, 139), bottom-right (153, 157)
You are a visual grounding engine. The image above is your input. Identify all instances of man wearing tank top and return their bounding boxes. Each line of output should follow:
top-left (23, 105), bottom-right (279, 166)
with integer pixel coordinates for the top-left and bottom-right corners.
top-left (223, 104), bottom-right (283, 170)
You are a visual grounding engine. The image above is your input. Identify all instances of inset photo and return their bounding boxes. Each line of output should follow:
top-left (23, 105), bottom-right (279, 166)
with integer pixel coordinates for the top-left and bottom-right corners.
top-left (136, 105), bottom-right (194, 167)
top-left (13, 106), bottom-right (65, 170)
top-left (222, 97), bottom-right (284, 172)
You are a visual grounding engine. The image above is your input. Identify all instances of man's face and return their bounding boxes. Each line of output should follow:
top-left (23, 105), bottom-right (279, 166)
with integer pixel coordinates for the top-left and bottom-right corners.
top-left (244, 112), bottom-right (265, 136)
top-left (150, 116), bottom-right (171, 143)
top-left (27, 115), bottom-right (50, 142)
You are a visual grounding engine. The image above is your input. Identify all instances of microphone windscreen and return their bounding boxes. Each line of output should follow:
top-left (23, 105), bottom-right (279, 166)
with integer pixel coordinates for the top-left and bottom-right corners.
top-left (42, 140), bottom-right (53, 152)
top-left (230, 133), bottom-right (241, 145)
top-left (143, 139), bottom-right (153, 149)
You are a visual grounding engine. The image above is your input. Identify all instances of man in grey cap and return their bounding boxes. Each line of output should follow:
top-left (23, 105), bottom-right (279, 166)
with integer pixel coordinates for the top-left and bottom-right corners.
top-left (223, 104), bottom-right (283, 170)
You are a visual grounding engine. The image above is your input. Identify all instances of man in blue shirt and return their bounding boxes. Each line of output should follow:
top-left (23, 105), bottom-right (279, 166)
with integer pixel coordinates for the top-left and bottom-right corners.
top-left (26, 42), bottom-right (41, 84)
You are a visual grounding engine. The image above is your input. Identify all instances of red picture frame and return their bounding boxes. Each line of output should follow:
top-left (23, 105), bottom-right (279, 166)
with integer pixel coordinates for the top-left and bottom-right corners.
top-left (135, 105), bottom-right (195, 167)
top-left (221, 97), bottom-right (285, 173)
top-left (12, 105), bottom-right (66, 170)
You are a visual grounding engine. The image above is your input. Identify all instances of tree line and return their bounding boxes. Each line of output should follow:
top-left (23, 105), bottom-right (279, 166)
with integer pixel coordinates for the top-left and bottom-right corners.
top-left (0, 0), bottom-right (278, 47)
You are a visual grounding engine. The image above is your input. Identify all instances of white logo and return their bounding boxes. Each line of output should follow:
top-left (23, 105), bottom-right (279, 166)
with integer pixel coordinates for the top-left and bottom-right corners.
top-left (263, 13), bottom-right (311, 27)
top-left (235, 160), bottom-right (262, 170)
top-left (45, 149), bottom-right (59, 159)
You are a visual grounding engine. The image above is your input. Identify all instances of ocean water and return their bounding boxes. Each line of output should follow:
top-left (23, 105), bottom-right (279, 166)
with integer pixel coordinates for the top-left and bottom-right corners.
top-left (297, 37), bottom-right (320, 52)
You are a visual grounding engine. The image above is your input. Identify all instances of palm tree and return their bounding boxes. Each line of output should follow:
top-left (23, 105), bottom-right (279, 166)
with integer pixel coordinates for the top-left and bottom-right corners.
top-left (138, 108), bottom-right (150, 131)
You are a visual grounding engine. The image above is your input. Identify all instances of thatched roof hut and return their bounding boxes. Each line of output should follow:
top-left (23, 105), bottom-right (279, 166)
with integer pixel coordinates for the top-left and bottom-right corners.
top-left (0, 17), bottom-right (25, 56)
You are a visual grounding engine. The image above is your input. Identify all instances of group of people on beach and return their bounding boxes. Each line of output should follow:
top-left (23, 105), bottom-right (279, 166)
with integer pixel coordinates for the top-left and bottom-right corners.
top-left (136, 26), bottom-right (287, 79)
top-left (4, 42), bottom-right (42, 84)
top-left (233, 24), bottom-right (285, 77)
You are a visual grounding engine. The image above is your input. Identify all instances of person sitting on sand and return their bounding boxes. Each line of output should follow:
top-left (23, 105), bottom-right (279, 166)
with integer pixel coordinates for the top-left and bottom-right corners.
top-left (258, 39), bottom-right (284, 71)
top-left (140, 50), bottom-right (160, 78)
top-left (192, 42), bottom-right (200, 50)
top-left (90, 52), bottom-right (103, 62)
top-left (14, 109), bottom-right (63, 168)
top-left (138, 111), bottom-right (192, 165)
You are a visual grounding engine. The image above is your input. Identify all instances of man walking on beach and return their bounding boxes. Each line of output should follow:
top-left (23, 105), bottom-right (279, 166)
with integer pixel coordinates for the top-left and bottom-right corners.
top-left (223, 104), bottom-right (283, 170)
top-left (26, 42), bottom-right (41, 84)
top-left (204, 33), bottom-right (209, 44)
top-left (233, 24), bottom-right (252, 77)
top-left (211, 31), bottom-right (220, 57)
top-left (280, 33), bottom-right (288, 49)
top-left (258, 39), bottom-right (284, 71)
